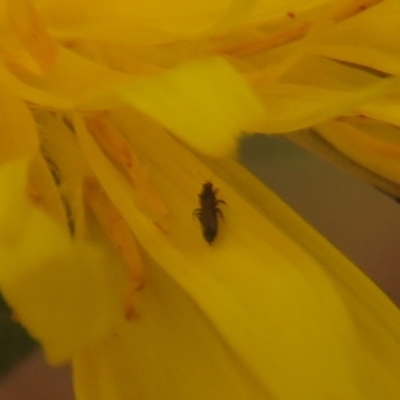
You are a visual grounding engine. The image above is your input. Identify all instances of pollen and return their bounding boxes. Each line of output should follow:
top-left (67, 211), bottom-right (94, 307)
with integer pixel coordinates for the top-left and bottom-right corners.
top-left (84, 178), bottom-right (144, 319)
top-left (85, 113), bottom-right (169, 232)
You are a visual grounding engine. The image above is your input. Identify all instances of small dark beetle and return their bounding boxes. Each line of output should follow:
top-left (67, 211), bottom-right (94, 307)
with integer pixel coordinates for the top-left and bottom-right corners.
top-left (193, 182), bottom-right (226, 244)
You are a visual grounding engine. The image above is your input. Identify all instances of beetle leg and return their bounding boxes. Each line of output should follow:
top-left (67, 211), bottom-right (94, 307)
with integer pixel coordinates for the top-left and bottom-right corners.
top-left (192, 208), bottom-right (202, 219)
top-left (216, 208), bottom-right (224, 220)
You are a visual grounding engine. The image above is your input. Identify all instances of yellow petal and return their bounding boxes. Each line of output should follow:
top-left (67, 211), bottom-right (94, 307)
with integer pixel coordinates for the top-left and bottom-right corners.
top-left (1, 2), bottom-right (400, 398)
top-left (288, 129), bottom-right (400, 200)
top-left (34, 110), bottom-right (89, 239)
top-left (212, 156), bottom-right (400, 399)
top-left (122, 57), bottom-right (267, 156)
top-left (0, 86), bottom-right (38, 165)
top-left (38, 0), bottom-right (231, 44)
top-left (359, 91), bottom-right (400, 128)
top-left (254, 55), bottom-right (396, 132)
top-left (315, 116), bottom-right (400, 187)
top-left (73, 260), bottom-right (269, 400)
top-left (37, 0), bottom-right (330, 45)
top-left (6, 0), bottom-right (58, 73)
top-left (0, 46), bottom-right (138, 109)
top-left (74, 107), bottom-right (400, 398)
top-left (307, 0), bottom-right (400, 74)
top-left (28, 153), bottom-right (72, 232)
top-left (0, 161), bottom-right (129, 364)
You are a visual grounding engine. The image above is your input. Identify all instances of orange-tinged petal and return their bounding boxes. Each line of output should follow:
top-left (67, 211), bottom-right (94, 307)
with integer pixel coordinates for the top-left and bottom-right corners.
top-left (6, 0), bottom-right (58, 73)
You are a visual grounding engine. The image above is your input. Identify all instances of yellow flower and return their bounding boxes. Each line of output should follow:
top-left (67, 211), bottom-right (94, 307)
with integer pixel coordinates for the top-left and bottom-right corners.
top-left (1, 1), bottom-right (400, 399)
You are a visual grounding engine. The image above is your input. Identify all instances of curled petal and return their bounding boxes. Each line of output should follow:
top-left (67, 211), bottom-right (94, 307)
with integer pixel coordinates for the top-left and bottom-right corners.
top-left (315, 117), bottom-right (400, 187)
top-left (307, 0), bottom-right (400, 74)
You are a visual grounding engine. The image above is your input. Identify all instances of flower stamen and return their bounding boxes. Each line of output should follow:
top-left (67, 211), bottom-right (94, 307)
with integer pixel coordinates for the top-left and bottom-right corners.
top-left (85, 113), bottom-right (169, 232)
top-left (84, 177), bottom-right (144, 319)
